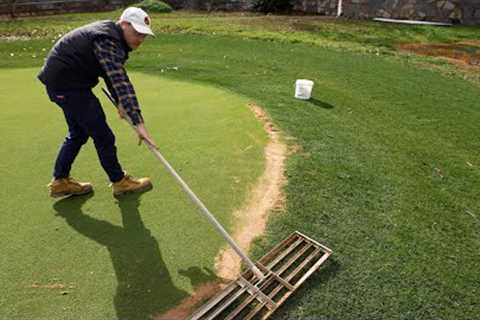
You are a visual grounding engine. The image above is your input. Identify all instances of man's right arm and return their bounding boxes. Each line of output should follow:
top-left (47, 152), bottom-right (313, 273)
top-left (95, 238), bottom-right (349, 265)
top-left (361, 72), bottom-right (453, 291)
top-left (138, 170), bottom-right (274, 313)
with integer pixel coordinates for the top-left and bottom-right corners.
top-left (93, 37), bottom-right (157, 148)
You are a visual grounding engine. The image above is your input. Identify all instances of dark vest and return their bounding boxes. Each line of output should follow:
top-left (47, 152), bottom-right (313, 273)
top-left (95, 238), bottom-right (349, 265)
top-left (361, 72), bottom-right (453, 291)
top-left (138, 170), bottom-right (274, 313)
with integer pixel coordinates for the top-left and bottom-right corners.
top-left (38, 20), bottom-right (131, 90)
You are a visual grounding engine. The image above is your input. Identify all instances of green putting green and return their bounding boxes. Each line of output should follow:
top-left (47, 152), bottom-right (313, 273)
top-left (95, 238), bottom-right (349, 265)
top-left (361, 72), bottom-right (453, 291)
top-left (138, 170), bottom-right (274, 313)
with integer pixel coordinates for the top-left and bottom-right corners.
top-left (0, 68), bottom-right (267, 319)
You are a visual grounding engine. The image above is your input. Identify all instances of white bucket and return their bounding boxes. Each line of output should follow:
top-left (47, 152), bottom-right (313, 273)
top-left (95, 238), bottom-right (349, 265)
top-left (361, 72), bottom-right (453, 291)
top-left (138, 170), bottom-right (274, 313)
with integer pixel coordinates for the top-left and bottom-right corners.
top-left (294, 79), bottom-right (314, 100)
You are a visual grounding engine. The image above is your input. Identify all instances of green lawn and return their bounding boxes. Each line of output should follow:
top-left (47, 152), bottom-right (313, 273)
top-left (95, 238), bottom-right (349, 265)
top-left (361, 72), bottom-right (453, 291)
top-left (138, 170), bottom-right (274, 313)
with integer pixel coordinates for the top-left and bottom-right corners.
top-left (0, 68), bottom-right (267, 319)
top-left (1, 11), bottom-right (479, 320)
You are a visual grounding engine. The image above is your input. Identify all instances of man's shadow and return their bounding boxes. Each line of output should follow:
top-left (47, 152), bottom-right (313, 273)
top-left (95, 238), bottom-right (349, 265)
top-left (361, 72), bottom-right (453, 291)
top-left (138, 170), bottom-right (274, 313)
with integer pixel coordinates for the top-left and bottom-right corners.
top-left (178, 266), bottom-right (218, 288)
top-left (53, 192), bottom-right (188, 320)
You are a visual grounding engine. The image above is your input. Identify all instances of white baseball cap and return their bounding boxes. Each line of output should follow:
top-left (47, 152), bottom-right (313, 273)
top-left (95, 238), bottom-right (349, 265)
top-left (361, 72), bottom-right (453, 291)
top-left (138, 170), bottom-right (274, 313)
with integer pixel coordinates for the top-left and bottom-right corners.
top-left (120, 7), bottom-right (154, 36)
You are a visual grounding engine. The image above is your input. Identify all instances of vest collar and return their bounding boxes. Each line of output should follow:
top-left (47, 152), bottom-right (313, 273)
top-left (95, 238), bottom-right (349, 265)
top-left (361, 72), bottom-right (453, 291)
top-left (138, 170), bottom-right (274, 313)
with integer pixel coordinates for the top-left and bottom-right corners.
top-left (114, 22), bottom-right (132, 53)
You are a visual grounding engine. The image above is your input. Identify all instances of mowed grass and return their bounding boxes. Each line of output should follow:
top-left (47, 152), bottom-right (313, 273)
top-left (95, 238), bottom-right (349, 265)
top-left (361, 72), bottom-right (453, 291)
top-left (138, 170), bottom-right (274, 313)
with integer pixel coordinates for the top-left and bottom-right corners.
top-left (0, 68), bottom-right (267, 319)
top-left (144, 33), bottom-right (480, 319)
top-left (1, 11), bottom-right (480, 320)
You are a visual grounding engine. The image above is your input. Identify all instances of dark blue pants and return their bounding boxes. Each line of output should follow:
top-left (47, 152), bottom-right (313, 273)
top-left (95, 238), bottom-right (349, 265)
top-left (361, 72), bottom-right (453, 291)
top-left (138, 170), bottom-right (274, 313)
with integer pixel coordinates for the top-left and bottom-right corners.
top-left (47, 88), bottom-right (124, 183)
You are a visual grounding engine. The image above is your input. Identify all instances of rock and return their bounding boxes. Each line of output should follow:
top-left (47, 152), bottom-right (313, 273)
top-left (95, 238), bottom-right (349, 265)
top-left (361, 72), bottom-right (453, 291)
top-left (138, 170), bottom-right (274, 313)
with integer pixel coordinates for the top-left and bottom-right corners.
top-left (418, 11), bottom-right (427, 19)
top-left (377, 8), bottom-right (391, 18)
top-left (443, 1), bottom-right (455, 11)
top-left (449, 8), bottom-right (462, 20)
top-left (475, 9), bottom-right (480, 19)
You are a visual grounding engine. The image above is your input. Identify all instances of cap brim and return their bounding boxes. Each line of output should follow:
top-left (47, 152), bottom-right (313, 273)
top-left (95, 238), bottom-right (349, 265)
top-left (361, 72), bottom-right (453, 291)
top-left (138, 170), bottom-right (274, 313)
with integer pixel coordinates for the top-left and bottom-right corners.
top-left (131, 22), bottom-right (155, 36)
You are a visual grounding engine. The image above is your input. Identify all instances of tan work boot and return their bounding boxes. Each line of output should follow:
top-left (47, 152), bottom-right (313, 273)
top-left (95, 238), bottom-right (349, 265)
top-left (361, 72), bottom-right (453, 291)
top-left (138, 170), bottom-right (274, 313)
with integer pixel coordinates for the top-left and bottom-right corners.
top-left (47, 177), bottom-right (93, 198)
top-left (111, 173), bottom-right (152, 196)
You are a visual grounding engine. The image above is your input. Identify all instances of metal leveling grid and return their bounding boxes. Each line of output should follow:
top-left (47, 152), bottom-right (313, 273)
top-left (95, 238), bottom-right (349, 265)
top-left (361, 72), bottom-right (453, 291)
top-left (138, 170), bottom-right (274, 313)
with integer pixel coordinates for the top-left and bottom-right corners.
top-left (189, 231), bottom-right (332, 320)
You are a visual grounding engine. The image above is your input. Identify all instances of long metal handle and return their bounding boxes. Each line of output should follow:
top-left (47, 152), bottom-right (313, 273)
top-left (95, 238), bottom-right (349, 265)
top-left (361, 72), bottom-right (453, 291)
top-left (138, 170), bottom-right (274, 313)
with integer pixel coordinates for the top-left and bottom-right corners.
top-left (102, 88), bottom-right (265, 280)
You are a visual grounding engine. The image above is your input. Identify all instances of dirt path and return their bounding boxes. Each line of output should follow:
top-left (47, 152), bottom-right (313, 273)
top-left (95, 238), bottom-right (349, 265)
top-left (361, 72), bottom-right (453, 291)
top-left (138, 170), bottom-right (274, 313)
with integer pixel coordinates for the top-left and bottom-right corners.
top-left (154, 103), bottom-right (287, 320)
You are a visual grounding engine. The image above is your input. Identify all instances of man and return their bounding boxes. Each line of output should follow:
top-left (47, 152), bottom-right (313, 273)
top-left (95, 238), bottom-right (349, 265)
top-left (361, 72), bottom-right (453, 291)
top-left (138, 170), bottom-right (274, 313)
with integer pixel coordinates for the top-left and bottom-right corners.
top-left (38, 7), bottom-right (157, 198)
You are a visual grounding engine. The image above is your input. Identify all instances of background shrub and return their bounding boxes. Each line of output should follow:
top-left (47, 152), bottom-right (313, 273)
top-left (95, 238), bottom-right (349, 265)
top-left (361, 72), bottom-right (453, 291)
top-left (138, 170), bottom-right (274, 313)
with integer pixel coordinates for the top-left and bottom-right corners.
top-left (252, 0), bottom-right (292, 13)
top-left (135, 0), bottom-right (173, 13)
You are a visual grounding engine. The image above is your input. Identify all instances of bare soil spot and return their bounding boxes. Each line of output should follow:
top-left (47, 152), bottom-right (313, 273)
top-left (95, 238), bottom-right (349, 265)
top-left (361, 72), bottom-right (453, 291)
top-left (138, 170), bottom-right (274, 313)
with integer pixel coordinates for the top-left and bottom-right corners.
top-left (397, 42), bottom-right (480, 67)
top-left (30, 283), bottom-right (66, 289)
top-left (215, 103), bottom-right (287, 280)
top-left (154, 281), bottom-right (224, 320)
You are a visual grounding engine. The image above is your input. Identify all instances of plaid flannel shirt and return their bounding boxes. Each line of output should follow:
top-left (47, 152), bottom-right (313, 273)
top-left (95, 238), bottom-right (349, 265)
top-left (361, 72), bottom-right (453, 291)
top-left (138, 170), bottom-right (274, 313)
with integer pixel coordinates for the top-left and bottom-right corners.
top-left (93, 37), bottom-right (143, 125)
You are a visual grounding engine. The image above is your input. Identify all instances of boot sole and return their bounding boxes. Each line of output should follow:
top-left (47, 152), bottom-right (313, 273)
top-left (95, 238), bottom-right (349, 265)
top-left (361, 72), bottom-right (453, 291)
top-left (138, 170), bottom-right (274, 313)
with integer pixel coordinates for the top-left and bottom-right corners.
top-left (113, 183), bottom-right (153, 197)
top-left (50, 187), bottom-right (93, 198)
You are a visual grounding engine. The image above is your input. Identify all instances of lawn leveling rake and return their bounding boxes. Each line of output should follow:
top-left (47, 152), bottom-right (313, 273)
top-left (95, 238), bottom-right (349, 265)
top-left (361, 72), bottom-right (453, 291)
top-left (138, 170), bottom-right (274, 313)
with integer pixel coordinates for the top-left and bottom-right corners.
top-left (102, 88), bottom-right (333, 319)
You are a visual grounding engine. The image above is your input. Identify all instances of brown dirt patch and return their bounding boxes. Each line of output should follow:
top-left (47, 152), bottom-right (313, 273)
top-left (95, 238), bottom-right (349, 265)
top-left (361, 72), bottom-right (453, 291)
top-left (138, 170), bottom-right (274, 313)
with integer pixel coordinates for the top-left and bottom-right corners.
top-left (30, 283), bottom-right (67, 289)
top-left (0, 35), bottom-right (32, 41)
top-left (215, 103), bottom-right (287, 280)
top-left (397, 42), bottom-right (480, 67)
top-left (153, 103), bottom-right (287, 320)
top-left (154, 281), bottom-right (223, 320)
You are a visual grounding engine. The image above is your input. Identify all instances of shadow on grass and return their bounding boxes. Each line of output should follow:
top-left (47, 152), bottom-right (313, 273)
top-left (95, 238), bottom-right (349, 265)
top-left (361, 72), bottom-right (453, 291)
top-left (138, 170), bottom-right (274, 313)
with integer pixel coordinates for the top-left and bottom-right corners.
top-left (179, 266), bottom-right (217, 288)
top-left (307, 97), bottom-right (335, 109)
top-left (53, 192), bottom-right (188, 320)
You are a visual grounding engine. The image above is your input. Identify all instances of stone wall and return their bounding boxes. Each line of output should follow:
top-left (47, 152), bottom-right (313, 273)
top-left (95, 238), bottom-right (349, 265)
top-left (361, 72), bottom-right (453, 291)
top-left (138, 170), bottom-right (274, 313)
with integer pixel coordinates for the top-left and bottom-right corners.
top-left (297, 0), bottom-right (480, 24)
top-left (454, 0), bottom-right (480, 25)
top-left (165, 0), bottom-right (251, 11)
top-left (0, 0), bottom-right (125, 16)
top-left (3, 0), bottom-right (478, 24)
top-left (343, 0), bottom-right (453, 23)
top-left (292, 0), bottom-right (337, 15)
top-left (167, 0), bottom-right (480, 24)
